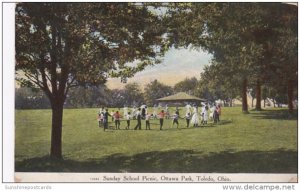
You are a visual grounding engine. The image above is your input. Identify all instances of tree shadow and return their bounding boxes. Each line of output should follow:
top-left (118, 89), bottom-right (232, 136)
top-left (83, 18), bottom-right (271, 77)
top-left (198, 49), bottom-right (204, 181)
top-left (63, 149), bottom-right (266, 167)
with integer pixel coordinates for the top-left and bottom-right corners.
top-left (250, 109), bottom-right (298, 120)
top-left (15, 149), bottom-right (297, 173)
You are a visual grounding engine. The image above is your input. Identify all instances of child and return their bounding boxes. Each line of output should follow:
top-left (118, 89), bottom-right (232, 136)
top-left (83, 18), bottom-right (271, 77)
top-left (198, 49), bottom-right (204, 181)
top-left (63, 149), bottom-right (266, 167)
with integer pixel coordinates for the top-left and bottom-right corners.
top-left (114, 111), bottom-right (122, 130)
top-left (145, 113), bottom-right (151, 130)
top-left (125, 112), bottom-right (131, 130)
top-left (172, 111), bottom-right (179, 128)
top-left (111, 110), bottom-right (115, 122)
top-left (97, 113), bottom-right (102, 127)
top-left (158, 110), bottom-right (165, 130)
top-left (213, 106), bottom-right (219, 124)
top-left (185, 112), bottom-right (191, 128)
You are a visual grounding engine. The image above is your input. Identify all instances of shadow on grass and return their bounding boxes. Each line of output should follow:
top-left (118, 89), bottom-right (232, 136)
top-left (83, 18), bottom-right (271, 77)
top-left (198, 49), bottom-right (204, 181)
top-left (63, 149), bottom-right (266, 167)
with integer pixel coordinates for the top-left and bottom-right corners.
top-left (15, 149), bottom-right (297, 173)
top-left (250, 109), bottom-right (298, 120)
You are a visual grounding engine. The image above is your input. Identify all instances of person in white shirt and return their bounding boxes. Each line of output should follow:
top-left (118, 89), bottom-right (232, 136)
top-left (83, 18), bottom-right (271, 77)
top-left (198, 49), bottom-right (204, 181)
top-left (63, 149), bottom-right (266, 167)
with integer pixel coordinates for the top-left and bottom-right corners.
top-left (145, 113), bottom-right (151, 130)
top-left (125, 112), bottom-right (131, 130)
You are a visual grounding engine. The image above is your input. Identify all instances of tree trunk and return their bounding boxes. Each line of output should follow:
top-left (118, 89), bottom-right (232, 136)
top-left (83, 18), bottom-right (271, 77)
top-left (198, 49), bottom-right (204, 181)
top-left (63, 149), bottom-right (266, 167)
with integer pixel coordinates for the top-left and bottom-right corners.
top-left (273, 98), bottom-right (276, 108)
top-left (50, 100), bottom-right (64, 159)
top-left (287, 79), bottom-right (294, 114)
top-left (251, 98), bottom-right (254, 108)
top-left (242, 78), bottom-right (249, 113)
top-left (255, 79), bottom-right (262, 111)
top-left (263, 99), bottom-right (266, 108)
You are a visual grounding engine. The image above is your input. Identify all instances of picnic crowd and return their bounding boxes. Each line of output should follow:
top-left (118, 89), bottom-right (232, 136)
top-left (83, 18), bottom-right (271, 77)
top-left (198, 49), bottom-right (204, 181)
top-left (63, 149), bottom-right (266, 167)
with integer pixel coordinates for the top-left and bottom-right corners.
top-left (97, 103), bottom-right (222, 131)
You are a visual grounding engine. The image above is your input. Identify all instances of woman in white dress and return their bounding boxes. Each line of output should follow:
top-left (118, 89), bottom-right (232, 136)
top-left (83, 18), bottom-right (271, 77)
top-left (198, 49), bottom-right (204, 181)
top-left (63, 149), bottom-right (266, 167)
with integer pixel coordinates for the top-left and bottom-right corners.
top-left (191, 105), bottom-right (200, 127)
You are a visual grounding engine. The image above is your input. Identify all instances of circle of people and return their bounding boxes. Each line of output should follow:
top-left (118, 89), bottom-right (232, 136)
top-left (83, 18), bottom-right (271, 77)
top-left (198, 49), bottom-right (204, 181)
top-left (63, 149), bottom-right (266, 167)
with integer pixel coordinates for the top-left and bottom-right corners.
top-left (97, 103), bottom-right (222, 131)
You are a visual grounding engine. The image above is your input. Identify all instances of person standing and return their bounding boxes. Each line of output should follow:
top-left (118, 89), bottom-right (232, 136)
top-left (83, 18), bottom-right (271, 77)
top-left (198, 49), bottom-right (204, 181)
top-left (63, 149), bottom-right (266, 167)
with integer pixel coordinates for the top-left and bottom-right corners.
top-left (213, 105), bottom-right (219, 123)
top-left (125, 112), bottom-right (131, 130)
top-left (114, 111), bottom-right (122, 130)
top-left (185, 112), bottom-right (191, 128)
top-left (191, 105), bottom-right (200, 127)
top-left (103, 109), bottom-right (111, 131)
top-left (158, 110), bottom-right (165, 130)
top-left (111, 110), bottom-right (115, 122)
top-left (145, 113), bottom-right (151, 130)
top-left (141, 106), bottom-right (146, 119)
top-left (172, 110), bottom-right (179, 128)
top-left (134, 108), bottom-right (142, 130)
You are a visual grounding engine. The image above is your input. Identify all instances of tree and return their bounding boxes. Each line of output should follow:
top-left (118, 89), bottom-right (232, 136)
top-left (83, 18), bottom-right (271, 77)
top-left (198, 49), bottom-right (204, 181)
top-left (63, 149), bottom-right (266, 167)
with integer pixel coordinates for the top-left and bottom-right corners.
top-left (65, 85), bottom-right (110, 108)
top-left (174, 77), bottom-right (198, 95)
top-left (144, 79), bottom-right (174, 105)
top-left (123, 82), bottom-right (144, 106)
top-left (197, 60), bottom-right (240, 104)
top-left (16, 3), bottom-right (167, 158)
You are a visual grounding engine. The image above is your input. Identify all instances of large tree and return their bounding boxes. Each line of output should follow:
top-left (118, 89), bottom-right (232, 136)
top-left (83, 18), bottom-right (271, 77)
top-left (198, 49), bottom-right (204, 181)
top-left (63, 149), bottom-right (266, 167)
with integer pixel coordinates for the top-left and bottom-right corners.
top-left (16, 3), bottom-right (167, 158)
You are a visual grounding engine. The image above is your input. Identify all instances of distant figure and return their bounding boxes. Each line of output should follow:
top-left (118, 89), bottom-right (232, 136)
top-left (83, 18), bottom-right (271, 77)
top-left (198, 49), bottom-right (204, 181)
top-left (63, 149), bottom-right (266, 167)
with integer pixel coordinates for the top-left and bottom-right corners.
top-left (125, 112), bottom-right (131, 130)
top-left (98, 107), bottom-right (104, 115)
top-left (141, 106), bottom-right (146, 119)
top-left (145, 113), bottom-right (151, 130)
top-left (165, 104), bottom-right (169, 119)
top-left (114, 111), bottom-right (122, 130)
top-left (158, 110), bottom-right (165, 130)
top-left (213, 104), bottom-right (219, 123)
top-left (203, 106), bottom-right (209, 125)
top-left (216, 105), bottom-right (221, 122)
top-left (185, 112), bottom-right (191, 128)
top-left (134, 108), bottom-right (142, 130)
top-left (172, 109), bottom-right (179, 128)
top-left (152, 104), bottom-right (158, 119)
top-left (110, 110), bottom-right (115, 122)
top-left (191, 105), bottom-right (200, 127)
top-left (103, 109), bottom-right (111, 131)
top-left (97, 113), bottom-right (103, 127)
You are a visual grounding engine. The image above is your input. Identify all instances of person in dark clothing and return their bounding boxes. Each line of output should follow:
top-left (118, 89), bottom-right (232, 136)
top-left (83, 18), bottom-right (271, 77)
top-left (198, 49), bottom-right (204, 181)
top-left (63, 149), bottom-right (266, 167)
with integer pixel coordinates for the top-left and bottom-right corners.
top-left (141, 107), bottom-right (146, 119)
top-left (103, 109), bottom-right (111, 131)
top-left (185, 112), bottom-right (191, 128)
top-left (172, 110), bottom-right (179, 128)
top-left (134, 108), bottom-right (142, 130)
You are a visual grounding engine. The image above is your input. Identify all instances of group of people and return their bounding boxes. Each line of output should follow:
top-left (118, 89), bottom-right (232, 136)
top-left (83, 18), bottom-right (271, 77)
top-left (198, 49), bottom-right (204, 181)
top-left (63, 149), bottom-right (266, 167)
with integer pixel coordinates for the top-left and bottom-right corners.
top-left (186, 103), bottom-right (221, 128)
top-left (97, 103), bottom-right (222, 131)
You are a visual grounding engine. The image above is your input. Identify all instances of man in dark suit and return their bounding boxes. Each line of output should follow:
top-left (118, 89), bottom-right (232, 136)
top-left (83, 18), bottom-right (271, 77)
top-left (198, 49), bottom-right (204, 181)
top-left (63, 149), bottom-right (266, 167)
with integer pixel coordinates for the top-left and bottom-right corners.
top-left (134, 108), bottom-right (142, 130)
top-left (103, 109), bottom-right (111, 131)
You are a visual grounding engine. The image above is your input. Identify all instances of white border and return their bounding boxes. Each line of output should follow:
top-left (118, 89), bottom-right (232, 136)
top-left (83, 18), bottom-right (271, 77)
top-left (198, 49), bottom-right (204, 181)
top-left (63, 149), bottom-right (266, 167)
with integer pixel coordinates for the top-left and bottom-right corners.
top-left (2, 2), bottom-right (15, 183)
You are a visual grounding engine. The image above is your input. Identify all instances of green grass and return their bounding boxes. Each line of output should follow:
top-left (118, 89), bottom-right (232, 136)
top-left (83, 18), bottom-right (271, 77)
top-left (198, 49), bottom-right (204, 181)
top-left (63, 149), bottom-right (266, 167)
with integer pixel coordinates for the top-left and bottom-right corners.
top-left (15, 107), bottom-right (298, 173)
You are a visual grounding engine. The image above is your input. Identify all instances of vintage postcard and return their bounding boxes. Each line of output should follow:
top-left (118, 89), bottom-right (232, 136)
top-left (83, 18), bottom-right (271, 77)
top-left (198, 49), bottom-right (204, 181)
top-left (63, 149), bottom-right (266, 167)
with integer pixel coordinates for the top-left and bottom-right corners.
top-left (3, 1), bottom-right (298, 184)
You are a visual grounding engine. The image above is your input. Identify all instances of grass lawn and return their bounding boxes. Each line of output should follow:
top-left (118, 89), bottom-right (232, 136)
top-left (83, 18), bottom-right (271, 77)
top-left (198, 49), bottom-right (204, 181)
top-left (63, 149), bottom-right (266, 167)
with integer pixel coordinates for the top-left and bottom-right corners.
top-left (15, 107), bottom-right (298, 173)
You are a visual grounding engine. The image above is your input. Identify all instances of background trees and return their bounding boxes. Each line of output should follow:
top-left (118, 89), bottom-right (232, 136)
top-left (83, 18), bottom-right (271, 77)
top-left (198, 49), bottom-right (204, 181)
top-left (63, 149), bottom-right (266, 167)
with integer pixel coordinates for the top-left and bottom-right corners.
top-left (143, 79), bottom-right (174, 105)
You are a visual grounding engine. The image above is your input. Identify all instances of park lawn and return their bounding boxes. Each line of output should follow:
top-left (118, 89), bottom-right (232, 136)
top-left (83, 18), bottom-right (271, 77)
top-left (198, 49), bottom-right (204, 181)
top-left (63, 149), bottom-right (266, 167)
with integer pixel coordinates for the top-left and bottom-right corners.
top-left (15, 107), bottom-right (297, 173)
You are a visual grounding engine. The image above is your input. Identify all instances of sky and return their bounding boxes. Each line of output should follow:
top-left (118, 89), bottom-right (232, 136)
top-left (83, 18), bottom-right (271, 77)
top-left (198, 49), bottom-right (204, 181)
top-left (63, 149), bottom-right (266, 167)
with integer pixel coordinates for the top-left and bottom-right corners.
top-left (106, 47), bottom-right (213, 89)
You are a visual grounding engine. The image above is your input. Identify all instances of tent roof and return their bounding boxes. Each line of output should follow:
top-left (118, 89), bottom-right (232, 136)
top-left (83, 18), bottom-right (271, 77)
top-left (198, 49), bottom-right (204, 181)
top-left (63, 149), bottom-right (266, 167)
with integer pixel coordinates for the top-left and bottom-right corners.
top-left (156, 92), bottom-right (206, 102)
